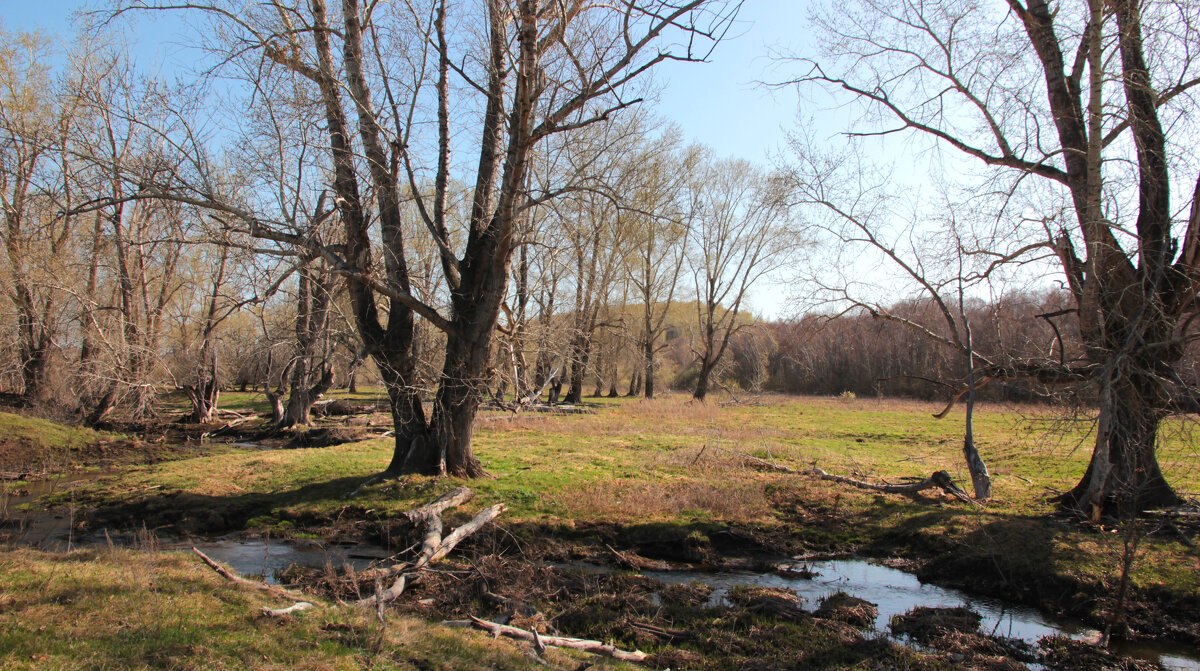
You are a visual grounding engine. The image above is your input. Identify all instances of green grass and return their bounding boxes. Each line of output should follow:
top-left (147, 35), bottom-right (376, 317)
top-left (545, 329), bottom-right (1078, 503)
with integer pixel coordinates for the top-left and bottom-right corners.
top-left (0, 411), bottom-right (130, 474)
top-left (0, 546), bottom-right (624, 670)
top-left (0, 411), bottom-right (115, 454)
top-left (17, 393), bottom-right (1200, 649)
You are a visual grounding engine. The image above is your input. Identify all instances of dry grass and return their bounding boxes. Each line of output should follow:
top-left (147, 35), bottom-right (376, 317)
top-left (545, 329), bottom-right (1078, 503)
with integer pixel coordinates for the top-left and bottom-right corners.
top-left (555, 476), bottom-right (774, 522)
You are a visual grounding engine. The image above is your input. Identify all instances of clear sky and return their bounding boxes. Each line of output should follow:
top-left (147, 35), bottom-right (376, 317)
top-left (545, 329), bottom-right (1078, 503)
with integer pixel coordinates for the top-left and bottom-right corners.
top-left (6, 1), bottom-right (811, 161)
top-left (3, 1), bottom-right (815, 317)
top-left (653, 0), bottom-right (811, 166)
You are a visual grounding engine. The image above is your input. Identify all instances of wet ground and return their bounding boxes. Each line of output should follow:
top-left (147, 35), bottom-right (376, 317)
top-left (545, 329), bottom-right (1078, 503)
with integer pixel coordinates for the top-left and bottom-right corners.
top-left (6, 468), bottom-right (1200, 669)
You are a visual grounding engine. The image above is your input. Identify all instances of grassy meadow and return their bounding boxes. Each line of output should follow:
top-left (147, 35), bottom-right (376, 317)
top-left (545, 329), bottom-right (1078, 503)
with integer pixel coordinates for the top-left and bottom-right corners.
top-left (3, 391), bottom-right (1200, 668)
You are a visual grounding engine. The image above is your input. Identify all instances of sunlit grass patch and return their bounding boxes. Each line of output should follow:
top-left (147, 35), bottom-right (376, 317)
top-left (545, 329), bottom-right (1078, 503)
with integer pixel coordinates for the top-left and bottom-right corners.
top-left (0, 547), bottom-right (619, 670)
top-left (34, 392), bottom-right (1200, 619)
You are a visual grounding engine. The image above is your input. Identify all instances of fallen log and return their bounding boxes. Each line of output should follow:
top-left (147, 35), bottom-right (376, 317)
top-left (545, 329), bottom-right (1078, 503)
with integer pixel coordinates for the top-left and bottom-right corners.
top-left (429, 504), bottom-right (504, 563)
top-left (406, 486), bottom-right (475, 523)
top-left (445, 616), bottom-right (649, 664)
top-left (806, 468), bottom-right (976, 504)
top-left (261, 602), bottom-right (317, 617)
top-left (711, 445), bottom-right (978, 504)
top-left (355, 498), bottom-right (506, 607)
top-left (191, 547), bottom-right (309, 602)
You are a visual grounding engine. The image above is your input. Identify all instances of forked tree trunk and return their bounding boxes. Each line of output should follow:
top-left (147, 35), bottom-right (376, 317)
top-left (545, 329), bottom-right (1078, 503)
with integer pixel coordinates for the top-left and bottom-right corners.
top-left (282, 363), bottom-right (334, 427)
top-left (184, 351), bottom-right (221, 424)
top-left (626, 370), bottom-right (642, 397)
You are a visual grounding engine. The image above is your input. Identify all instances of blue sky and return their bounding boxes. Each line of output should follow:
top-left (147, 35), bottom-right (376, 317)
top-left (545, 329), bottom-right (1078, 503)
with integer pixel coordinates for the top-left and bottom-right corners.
top-left (4, 1), bottom-right (812, 165)
top-left (4, 1), bottom-right (815, 317)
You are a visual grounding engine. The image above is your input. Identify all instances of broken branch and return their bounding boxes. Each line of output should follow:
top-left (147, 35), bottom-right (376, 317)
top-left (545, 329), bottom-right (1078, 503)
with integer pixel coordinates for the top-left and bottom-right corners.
top-left (191, 547), bottom-right (310, 602)
top-left (445, 616), bottom-right (649, 663)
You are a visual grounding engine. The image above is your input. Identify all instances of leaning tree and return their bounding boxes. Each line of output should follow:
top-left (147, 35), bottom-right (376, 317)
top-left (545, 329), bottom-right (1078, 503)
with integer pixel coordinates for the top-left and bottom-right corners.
top-left (792, 0), bottom-right (1200, 514)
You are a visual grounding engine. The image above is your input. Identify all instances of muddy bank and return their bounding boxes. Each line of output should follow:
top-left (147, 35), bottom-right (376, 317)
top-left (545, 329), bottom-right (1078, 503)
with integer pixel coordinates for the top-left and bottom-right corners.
top-left (869, 516), bottom-right (1200, 649)
top-left (68, 484), bottom-right (1200, 657)
top-left (285, 553), bottom-right (946, 670)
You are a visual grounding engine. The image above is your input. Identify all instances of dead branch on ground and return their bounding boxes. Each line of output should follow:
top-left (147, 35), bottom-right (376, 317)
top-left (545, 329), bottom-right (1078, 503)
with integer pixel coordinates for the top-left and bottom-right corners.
top-left (192, 487), bottom-right (505, 615)
top-left (444, 616), bottom-right (649, 663)
top-left (191, 547), bottom-right (309, 601)
top-left (709, 445), bottom-right (978, 504)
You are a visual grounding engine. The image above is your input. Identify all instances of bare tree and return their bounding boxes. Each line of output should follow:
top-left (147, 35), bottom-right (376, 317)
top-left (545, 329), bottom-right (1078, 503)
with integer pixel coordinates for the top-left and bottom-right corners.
top-left (687, 158), bottom-right (793, 401)
top-left (790, 0), bottom-right (1200, 513)
top-left (116, 0), bottom-right (741, 476)
top-left (0, 29), bottom-right (77, 403)
top-left (624, 128), bottom-right (698, 398)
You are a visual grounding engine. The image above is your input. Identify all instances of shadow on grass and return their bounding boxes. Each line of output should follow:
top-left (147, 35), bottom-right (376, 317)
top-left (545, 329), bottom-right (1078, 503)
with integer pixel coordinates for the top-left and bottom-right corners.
top-left (83, 475), bottom-right (374, 536)
top-left (873, 511), bottom-right (1087, 615)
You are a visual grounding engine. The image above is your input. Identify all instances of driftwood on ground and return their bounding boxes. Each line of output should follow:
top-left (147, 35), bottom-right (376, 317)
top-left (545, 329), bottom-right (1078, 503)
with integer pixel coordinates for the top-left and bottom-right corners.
top-left (192, 486), bottom-right (504, 615)
top-left (261, 601), bottom-right (318, 617)
top-left (710, 445), bottom-right (977, 503)
top-left (444, 616), bottom-right (649, 663)
top-left (806, 467), bottom-right (977, 504)
top-left (354, 489), bottom-right (505, 607)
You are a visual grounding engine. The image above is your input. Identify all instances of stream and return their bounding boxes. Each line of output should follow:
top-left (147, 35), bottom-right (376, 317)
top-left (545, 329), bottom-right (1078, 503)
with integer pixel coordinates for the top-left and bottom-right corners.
top-left (640, 560), bottom-right (1200, 670)
top-left (4, 474), bottom-right (1200, 669)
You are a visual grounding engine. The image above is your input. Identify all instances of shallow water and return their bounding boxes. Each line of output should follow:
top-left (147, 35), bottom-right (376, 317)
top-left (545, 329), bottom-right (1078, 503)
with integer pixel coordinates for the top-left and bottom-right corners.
top-left (1, 470), bottom-right (116, 550)
top-left (175, 538), bottom-right (392, 584)
top-left (6, 474), bottom-right (1199, 669)
top-left (633, 559), bottom-right (1200, 671)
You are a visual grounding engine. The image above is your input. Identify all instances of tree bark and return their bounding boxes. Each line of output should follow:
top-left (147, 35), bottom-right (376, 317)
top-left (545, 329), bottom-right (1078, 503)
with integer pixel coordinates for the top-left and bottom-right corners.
top-left (1064, 372), bottom-right (1179, 515)
top-left (626, 370), bottom-right (642, 397)
top-left (643, 340), bottom-right (656, 399)
top-left (693, 359), bottom-right (715, 402)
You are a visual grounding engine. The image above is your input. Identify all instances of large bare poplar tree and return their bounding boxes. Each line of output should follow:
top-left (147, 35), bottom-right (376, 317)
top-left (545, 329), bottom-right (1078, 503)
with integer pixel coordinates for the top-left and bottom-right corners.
top-left (121, 0), bottom-right (740, 476)
top-left (793, 0), bottom-right (1200, 513)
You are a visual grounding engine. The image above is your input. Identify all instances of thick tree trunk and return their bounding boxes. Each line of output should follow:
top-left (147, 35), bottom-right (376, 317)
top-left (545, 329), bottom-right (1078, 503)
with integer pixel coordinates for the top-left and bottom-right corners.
top-left (19, 342), bottom-right (48, 403)
top-left (565, 334), bottom-right (590, 404)
top-left (381, 357), bottom-right (438, 475)
top-left (184, 352), bottom-right (220, 424)
top-left (428, 324), bottom-right (490, 478)
top-left (1063, 373), bottom-right (1179, 516)
top-left (693, 360), bottom-right (715, 402)
top-left (84, 383), bottom-right (118, 427)
top-left (281, 363), bottom-right (334, 427)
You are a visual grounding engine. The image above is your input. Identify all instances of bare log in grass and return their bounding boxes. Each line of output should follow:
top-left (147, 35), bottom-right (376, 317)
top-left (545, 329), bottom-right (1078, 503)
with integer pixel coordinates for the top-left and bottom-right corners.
top-left (445, 616), bottom-right (649, 664)
top-left (191, 547), bottom-right (309, 602)
top-left (261, 601), bottom-right (318, 617)
top-left (710, 445), bottom-right (978, 504)
top-left (806, 468), bottom-right (977, 504)
top-left (406, 486), bottom-right (474, 522)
